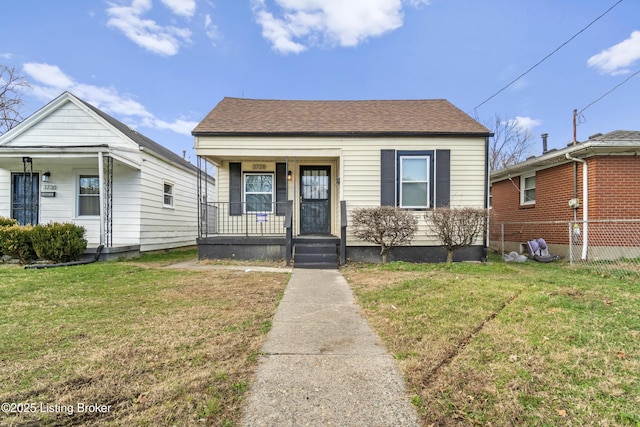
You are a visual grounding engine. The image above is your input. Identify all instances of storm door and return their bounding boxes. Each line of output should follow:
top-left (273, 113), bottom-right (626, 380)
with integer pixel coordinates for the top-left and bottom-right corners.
top-left (11, 173), bottom-right (39, 225)
top-left (299, 166), bottom-right (330, 234)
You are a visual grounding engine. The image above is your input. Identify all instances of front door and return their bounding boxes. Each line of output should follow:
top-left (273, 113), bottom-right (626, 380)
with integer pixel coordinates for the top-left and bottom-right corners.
top-left (11, 173), bottom-right (39, 225)
top-left (300, 166), bottom-right (330, 234)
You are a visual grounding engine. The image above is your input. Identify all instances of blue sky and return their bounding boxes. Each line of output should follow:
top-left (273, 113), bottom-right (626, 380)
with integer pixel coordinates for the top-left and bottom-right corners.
top-left (2, 0), bottom-right (639, 160)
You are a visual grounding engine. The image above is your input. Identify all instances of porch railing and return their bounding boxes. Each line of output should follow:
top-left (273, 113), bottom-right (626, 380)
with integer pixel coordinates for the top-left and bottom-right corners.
top-left (200, 202), bottom-right (291, 237)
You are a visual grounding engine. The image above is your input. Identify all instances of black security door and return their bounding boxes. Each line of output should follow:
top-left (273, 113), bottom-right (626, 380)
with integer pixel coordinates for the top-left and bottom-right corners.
top-left (11, 173), bottom-right (39, 225)
top-left (300, 166), bottom-right (330, 234)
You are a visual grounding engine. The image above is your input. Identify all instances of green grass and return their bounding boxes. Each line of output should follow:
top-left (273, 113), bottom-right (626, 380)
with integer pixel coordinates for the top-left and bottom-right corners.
top-left (343, 258), bottom-right (640, 426)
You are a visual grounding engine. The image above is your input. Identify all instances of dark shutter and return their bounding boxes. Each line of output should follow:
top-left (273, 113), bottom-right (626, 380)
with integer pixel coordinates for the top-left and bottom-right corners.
top-left (380, 149), bottom-right (396, 206)
top-left (229, 162), bottom-right (242, 216)
top-left (276, 162), bottom-right (287, 216)
top-left (435, 149), bottom-right (450, 207)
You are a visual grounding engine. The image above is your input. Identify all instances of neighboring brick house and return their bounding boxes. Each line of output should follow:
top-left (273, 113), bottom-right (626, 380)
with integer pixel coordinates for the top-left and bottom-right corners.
top-left (490, 130), bottom-right (640, 260)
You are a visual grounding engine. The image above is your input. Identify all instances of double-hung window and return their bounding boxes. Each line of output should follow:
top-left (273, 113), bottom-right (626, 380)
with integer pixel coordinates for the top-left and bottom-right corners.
top-left (78, 175), bottom-right (100, 216)
top-left (521, 173), bottom-right (536, 205)
top-left (163, 182), bottom-right (174, 207)
top-left (244, 173), bottom-right (274, 213)
top-left (399, 155), bottom-right (430, 209)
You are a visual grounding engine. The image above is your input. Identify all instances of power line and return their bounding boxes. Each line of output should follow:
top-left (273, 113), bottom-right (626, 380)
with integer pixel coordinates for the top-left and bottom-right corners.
top-left (577, 68), bottom-right (640, 116)
top-left (472, 0), bottom-right (625, 113)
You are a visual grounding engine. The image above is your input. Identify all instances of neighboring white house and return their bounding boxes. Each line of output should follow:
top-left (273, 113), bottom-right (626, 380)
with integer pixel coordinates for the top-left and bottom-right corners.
top-left (193, 97), bottom-right (491, 266)
top-left (0, 92), bottom-right (215, 259)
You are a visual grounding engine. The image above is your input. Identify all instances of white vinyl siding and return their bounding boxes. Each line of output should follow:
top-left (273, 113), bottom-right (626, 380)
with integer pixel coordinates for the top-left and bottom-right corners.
top-left (0, 94), bottom-right (215, 251)
top-left (197, 135), bottom-right (486, 246)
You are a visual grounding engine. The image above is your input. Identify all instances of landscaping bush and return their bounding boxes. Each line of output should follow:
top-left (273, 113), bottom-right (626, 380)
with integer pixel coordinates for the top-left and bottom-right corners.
top-left (0, 216), bottom-right (18, 257)
top-left (352, 206), bottom-right (418, 263)
top-left (426, 207), bottom-right (487, 263)
top-left (0, 224), bottom-right (37, 264)
top-left (0, 216), bottom-right (18, 227)
top-left (30, 222), bottom-right (87, 263)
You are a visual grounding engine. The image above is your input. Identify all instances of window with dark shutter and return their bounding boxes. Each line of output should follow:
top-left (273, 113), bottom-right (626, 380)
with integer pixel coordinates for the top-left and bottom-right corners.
top-left (380, 149), bottom-right (450, 209)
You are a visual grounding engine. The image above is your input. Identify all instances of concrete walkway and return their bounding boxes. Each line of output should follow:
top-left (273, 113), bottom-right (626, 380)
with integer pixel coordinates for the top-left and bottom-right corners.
top-left (241, 268), bottom-right (420, 427)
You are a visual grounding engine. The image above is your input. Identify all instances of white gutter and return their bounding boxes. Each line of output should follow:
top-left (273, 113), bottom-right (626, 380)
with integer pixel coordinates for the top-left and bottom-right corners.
top-left (565, 153), bottom-right (588, 260)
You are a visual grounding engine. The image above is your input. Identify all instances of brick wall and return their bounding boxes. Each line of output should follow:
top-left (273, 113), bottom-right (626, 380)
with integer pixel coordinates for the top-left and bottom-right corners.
top-left (590, 156), bottom-right (640, 220)
top-left (491, 155), bottom-right (640, 246)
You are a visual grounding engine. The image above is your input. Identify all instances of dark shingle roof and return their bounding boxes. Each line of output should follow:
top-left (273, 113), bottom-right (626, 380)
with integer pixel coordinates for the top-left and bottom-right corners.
top-left (588, 130), bottom-right (640, 142)
top-left (80, 98), bottom-right (197, 173)
top-left (193, 97), bottom-right (491, 136)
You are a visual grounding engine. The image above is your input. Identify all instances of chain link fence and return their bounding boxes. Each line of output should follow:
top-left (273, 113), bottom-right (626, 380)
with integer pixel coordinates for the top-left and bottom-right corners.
top-left (492, 219), bottom-right (640, 280)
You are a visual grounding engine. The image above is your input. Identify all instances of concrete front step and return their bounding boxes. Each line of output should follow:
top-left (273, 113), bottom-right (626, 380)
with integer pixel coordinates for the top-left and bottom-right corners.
top-left (294, 240), bottom-right (339, 269)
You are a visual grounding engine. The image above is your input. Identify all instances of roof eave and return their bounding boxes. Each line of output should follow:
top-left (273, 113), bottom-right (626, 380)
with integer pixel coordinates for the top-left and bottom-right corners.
top-left (192, 130), bottom-right (493, 138)
top-left (491, 140), bottom-right (640, 181)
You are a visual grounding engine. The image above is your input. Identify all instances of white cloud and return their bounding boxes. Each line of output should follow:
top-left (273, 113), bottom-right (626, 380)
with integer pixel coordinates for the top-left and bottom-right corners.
top-left (150, 117), bottom-right (199, 134)
top-left (23, 63), bottom-right (74, 89)
top-left (106, 0), bottom-right (192, 56)
top-left (1, 53), bottom-right (12, 59)
top-left (252, 0), bottom-right (425, 54)
top-left (161, 0), bottom-right (196, 18)
top-left (588, 31), bottom-right (640, 76)
top-left (22, 62), bottom-right (195, 136)
top-left (508, 116), bottom-right (542, 133)
top-left (204, 14), bottom-right (219, 43)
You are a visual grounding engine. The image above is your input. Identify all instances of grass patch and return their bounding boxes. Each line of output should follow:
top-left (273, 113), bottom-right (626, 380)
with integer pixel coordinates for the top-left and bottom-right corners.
top-left (0, 251), bottom-right (288, 426)
top-left (343, 259), bottom-right (640, 426)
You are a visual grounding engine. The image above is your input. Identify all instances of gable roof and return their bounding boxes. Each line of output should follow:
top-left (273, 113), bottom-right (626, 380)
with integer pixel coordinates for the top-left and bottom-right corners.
top-left (77, 97), bottom-right (197, 172)
top-left (0, 92), bottom-right (198, 174)
top-left (193, 97), bottom-right (491, 136)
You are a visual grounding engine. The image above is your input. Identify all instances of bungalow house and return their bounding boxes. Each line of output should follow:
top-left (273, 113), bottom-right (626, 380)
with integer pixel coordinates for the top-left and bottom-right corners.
top-left (0, 92), bottom-right (215, 259)
top-left (490, 130), bottom-right (640, 261)
top-left (193, 97), bottom-right (491, 266)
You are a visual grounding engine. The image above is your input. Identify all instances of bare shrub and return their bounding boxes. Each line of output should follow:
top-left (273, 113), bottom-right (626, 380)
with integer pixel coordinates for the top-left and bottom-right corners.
top-left (427, 207), bottom-right (487, 263)
top-left (351, 206), bottom-right (418, 263)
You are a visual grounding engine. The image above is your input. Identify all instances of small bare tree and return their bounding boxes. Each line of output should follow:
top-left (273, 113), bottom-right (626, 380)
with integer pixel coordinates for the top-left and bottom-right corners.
top-left (0, 65), bottom-right (30, 135)
top-left (481, 113), bottom-right (535, 172)
top-left (427, 207), bottom-right (486, 263)
top-left (351, 206), bottom-right (418, 263)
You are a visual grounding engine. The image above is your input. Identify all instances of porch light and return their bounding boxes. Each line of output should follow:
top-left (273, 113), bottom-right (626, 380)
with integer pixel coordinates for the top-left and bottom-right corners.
top-left (42, 172), bottom-right (51, 182)
top-left (287, 170), bottom-right (293, 181)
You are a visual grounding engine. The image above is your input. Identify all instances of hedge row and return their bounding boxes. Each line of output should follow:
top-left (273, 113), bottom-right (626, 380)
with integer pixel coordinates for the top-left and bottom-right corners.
top-left (0, 217), bottom-right (87, 264)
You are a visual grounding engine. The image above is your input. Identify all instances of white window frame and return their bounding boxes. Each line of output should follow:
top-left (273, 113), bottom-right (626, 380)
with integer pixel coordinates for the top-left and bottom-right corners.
top-left (163, 181), bottom-right (174, 208)
top-left (244, 173), bottom-right (274, 213)
top-left (399, 155), bottom-right (431, 209)
top-left (78, 174), bottom-right (100, 217)
top-left (520, 173), bottom-right (536, 205)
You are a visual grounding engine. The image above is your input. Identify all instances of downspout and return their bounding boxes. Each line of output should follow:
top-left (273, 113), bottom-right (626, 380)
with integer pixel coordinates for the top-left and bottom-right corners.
top-left (565, 153), bottom-right (588, 260)
top-left (98, 151), bottom-right (105, 246)
top-left (483, 136), bottom-right (489, 261)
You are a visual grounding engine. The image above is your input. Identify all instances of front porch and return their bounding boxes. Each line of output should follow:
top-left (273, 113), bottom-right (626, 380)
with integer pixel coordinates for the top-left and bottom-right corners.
top-left (197, 200), bottom-right (347, 268)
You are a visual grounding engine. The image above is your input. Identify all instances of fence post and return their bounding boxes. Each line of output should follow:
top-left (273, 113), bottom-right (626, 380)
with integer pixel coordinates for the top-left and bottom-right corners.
top-left (568, 221), bottom-right (573, 266)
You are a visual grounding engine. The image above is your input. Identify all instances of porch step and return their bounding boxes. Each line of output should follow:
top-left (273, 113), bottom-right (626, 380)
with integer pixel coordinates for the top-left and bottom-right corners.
top-left (294, 241), bottom-right (339, 269)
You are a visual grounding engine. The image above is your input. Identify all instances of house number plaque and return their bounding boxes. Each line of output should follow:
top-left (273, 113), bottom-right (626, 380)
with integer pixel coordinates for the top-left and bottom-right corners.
top-left (243, 162), bottom-right (275, 172)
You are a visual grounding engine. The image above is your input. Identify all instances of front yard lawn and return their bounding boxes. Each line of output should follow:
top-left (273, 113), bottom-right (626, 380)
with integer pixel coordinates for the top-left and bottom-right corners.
top-left (2, 250), bottom-right (638, 426)
top-left (343, 259), bottom-right (640, 426)
top-left (0, 250), bottom-right (288, 426)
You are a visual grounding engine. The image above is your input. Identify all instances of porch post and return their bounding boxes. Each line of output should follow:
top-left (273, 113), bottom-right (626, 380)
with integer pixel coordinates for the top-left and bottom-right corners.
top-left (98, 152), bottom-right (105, 246)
